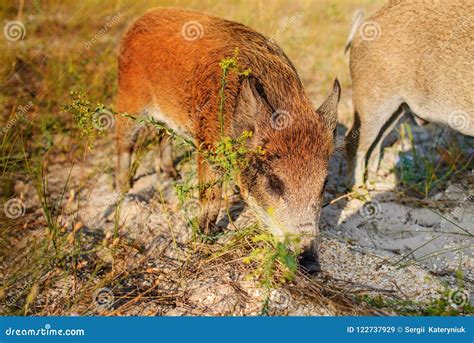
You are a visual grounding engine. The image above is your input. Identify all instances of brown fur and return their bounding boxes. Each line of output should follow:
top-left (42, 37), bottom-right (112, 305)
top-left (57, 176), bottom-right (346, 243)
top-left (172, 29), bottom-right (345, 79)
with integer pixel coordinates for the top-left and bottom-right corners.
top-left (345, 0), bottom-right (474, 187)
top-left (116, 8), bottom-right (340, 262)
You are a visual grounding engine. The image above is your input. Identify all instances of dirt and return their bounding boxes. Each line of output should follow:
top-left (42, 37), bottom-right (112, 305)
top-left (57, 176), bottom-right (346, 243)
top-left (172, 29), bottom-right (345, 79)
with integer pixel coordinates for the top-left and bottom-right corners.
top-left (4, 118), bottom-right (473, 316)
top-left (323, 122), bottom-right (473, 305)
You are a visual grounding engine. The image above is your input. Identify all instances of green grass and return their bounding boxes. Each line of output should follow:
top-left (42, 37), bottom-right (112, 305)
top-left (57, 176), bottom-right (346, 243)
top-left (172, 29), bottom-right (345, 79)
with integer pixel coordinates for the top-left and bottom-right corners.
top-left (359, 273), bottom-right (473, 316)
top-left (397, 123), bottom-right (473, 197)
top-left (359, 292), bottom-right (473, 316)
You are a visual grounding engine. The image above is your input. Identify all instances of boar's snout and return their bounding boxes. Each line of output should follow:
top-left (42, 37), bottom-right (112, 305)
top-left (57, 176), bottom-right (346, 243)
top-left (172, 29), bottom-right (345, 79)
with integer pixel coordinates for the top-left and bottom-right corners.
top-left (286, 222), bottom-right (322, 275)
top-left (247, 194), bottom-right (324, 274)
top-left (287, 217), bottom-right (322, 275)
top-left (298, 243), bottom-right (321, 275)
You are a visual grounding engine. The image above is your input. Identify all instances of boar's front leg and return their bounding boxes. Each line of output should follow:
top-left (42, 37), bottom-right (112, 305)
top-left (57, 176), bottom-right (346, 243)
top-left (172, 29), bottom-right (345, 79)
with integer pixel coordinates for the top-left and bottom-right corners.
top-left (155, 134), bottom-right (177, 178)
top-left (197, 154), bottom-right (222, 236)
top-left (116, 117), bottom-right (135, 192)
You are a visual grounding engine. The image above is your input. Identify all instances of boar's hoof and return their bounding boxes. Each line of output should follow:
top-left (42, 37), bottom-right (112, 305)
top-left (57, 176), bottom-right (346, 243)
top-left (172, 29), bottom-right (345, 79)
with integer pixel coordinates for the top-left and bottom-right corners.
top-left (198, 216), bottom-right (223, 240)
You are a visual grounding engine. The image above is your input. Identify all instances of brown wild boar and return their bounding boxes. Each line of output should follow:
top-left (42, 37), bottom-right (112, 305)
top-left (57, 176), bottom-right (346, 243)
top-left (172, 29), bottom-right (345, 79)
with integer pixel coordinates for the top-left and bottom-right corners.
top-left (345, 1), bottom-right (474, 187)
top-left (116, 8), bottom-right (340, 269)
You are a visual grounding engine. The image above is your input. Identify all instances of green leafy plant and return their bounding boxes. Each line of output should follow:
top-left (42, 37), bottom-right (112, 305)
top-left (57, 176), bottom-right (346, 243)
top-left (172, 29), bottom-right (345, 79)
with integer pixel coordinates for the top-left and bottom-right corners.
top-left (204, 131), bottom-right (265, 184)
top-left (62, 91), bottom-right (112, 148)
top-left (359, 288), bottom-right (473, 316)
top-left (243, 232), bottom-right (299, 288)
top-left (217, 48), bottom-right (251, 135)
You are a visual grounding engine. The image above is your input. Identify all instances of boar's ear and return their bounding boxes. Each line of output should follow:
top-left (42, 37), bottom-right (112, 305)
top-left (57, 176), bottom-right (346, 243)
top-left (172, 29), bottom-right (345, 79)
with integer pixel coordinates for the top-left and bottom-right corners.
top-left (232, 77), bottom-right (271, 138)
top-left (316, 79), bottom-right (341, 133)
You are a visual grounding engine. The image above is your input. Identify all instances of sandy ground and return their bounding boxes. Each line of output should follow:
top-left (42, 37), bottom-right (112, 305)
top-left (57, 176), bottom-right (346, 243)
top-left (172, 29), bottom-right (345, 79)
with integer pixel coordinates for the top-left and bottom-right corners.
top-left (5, 118), bottom-right (473, 316)
top-left (326, 130), bottom-right (472, 270)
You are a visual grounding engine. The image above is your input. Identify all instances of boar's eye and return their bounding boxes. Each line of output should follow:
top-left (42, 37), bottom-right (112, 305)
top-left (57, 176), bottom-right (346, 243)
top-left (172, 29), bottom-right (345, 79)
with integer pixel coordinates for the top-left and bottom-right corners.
top-left (266, 174), bottom-right (285, 197)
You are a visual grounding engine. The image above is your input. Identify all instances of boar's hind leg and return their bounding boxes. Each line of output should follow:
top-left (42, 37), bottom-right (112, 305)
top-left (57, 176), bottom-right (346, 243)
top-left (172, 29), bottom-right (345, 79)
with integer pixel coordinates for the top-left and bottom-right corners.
top-left (345, 110), bottom-right (362, 188)
top-left (117, 147), bottom-right (132, 191)
top-left (366, 106), bottom-right (405, 183)
top-left (155, 134), bottom-right (177, 178)
top-left (346, 100), bottom-right (402, 188)
top-left (197, 155), bottom-right (223, 237)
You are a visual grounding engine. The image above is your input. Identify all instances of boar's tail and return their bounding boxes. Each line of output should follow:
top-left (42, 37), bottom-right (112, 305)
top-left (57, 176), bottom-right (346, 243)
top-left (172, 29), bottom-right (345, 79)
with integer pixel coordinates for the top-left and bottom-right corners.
top-left (344, 9), bottom-right (365, 54)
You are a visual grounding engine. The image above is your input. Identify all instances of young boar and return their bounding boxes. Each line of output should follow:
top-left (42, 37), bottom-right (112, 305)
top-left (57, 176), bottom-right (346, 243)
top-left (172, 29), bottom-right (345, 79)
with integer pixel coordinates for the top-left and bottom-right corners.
top-left (345, 1), bottom-right (474, 187)
top-left (116, 8), bottom-right (340, 268)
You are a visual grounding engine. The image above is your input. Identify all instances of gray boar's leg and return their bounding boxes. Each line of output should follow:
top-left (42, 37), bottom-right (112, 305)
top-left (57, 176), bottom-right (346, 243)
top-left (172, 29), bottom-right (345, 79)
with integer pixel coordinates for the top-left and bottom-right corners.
top-left (345, 110), bottom-right (361, 188)
top-left (366, 106), bottom-right (405, 183)
top-left (346, 98), bottom-right (402, 188)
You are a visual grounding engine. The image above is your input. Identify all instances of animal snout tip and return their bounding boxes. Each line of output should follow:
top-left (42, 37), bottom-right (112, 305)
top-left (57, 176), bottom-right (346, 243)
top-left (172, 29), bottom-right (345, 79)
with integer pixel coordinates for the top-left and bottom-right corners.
top-left (298, 249), bottom-right (321, 275)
